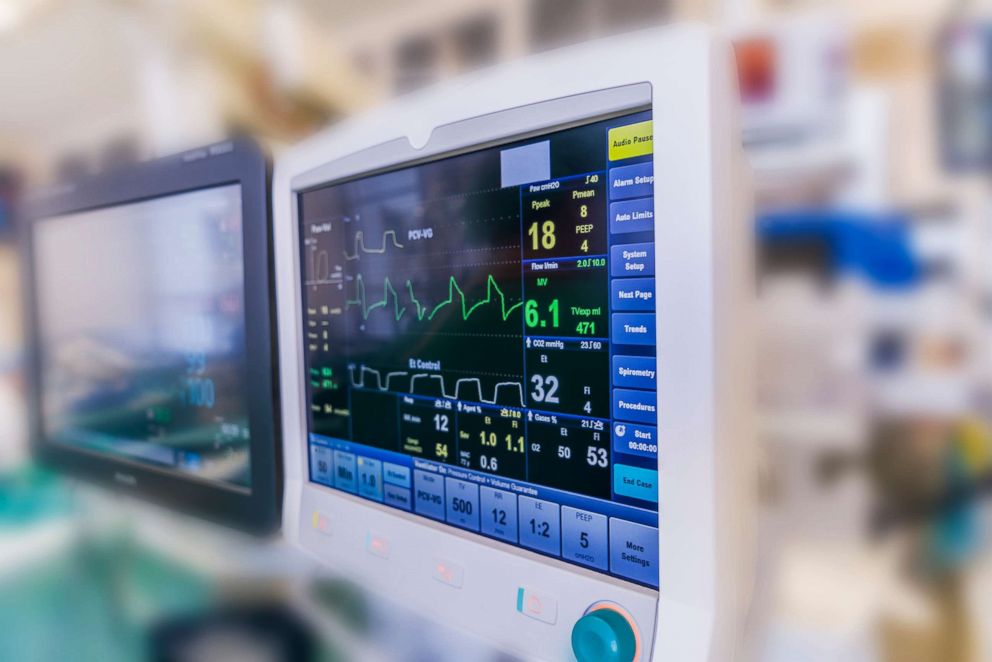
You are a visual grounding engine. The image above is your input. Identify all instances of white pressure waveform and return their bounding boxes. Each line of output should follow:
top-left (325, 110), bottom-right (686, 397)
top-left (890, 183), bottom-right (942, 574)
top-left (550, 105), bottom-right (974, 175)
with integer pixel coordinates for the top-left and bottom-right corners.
top-left (343, 230), bottom-right (405, 260)
top-left (349, 365), bottom-right (524, 407)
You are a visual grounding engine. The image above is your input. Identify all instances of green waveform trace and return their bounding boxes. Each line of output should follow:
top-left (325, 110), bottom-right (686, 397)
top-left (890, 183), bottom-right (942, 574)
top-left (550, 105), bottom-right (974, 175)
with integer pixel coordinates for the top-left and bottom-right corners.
top-left (347, 274), bottom-right (524, 323)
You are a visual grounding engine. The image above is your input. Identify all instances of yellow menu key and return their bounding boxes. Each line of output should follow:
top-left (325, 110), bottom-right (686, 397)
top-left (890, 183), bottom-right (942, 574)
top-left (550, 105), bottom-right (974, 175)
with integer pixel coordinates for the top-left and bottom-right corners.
top-left (608, 120), bottom-right (653, 161)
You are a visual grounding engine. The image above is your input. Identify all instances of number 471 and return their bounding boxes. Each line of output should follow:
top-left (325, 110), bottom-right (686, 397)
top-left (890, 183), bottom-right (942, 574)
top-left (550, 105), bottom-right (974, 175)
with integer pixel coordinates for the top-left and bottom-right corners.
top-left (575, 321), bottom-right (596, 335)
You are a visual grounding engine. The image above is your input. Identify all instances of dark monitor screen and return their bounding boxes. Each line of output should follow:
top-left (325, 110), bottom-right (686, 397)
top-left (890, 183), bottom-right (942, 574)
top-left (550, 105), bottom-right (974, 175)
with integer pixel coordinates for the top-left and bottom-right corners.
top-left (32, 185), bottom-right (252, 490)
top-left (25, 141), bottom-right (279, 533)
top-left (298, 109), bottom-right (659, 588)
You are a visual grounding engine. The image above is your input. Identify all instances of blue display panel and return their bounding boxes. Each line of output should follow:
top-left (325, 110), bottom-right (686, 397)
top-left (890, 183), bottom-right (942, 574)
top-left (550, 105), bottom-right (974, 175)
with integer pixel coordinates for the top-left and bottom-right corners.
top-left (298, 111), bottom-right (659, 588)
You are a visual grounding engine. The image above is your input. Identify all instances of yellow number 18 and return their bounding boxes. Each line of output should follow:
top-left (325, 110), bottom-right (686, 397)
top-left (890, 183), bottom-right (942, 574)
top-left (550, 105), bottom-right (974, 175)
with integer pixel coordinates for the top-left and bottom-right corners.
top-left (528, 220), bottom-right (556, 250)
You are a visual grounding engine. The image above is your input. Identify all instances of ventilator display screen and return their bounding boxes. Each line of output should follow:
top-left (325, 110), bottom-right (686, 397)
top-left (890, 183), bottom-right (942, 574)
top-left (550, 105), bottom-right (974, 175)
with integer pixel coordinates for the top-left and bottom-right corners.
top-left (299, 111), bottom-right (659, 587)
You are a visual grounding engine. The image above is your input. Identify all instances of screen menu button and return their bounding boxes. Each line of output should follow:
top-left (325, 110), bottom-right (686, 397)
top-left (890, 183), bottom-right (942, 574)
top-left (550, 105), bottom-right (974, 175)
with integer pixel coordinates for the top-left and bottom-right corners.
top-left (611, 313), bottom-right (656, 346)
top-left (610, 278), bottom-right (655, 312)
top-left (609, 198), bottom-right (655, 235)
top-left (445, 477), bottom-right (481, 532)
top-left (310, 445), bottom-right (334, 484)
top-left (384, 483), bottom-right (412, 511)
top-left (561, 506), bottom-right (608, 570)
top-left (333, 451), bottom-right (357, 493)
top-left (613, 465), bottom-right (659, 503)
top-left (612, 422), bottom-right (658, 459)
top-left (480, 486), bottom-right (518, 543)
top-left (609, 518), bottom-right (659, 585)
top-left (608, 162), bottom-right (654, 201)
top-left (518, 496), bottom-right (561, 556)
top-left (383, 462), bottom-right (411, 488)
top-left (612, 388), bottom-right (658, 425)
top-left (414, 470), bottom-right (445, 520)
top-left (357, 457), bottom-right (383, 501)
top-left (612, 355), bottom-right (657, 389)
top-left (610, 243), bottom-right (655, 278)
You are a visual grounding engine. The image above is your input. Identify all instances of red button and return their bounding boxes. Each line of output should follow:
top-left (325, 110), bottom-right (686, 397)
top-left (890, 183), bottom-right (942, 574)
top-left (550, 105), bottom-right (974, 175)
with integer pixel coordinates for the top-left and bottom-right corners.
top-left (312, 511), bottom-right (332, 535)
top-left (432, 559), bottom-right (464, 588)
top-left (517, 587), bottom-right (557, 624)
top-left (366, 533), bottom-right (390, 558)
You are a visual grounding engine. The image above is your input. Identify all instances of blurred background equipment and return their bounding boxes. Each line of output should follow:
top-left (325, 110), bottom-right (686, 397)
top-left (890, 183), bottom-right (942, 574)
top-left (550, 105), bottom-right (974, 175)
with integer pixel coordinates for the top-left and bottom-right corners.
top-left (149, 603), bottom-right (317, 662)
top-left (733, 13), bottom-right (848, 146)
top-left (937, 17), bottom-right (992, 173)
top-left (20, 140), bottom-right (281, 534)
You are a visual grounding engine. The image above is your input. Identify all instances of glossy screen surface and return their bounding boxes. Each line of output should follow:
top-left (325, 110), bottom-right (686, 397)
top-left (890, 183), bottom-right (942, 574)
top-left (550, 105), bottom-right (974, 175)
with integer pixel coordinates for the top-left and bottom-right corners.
top-left (299, 111), bottom-right (659, 587)
top-left (33, 184), bottom-right (253, 490)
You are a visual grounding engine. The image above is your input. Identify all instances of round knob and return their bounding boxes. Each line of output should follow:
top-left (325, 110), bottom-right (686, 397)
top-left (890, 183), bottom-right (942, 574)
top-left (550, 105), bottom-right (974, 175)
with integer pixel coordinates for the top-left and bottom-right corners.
top-left (571, 607), bottom-right (637, 662)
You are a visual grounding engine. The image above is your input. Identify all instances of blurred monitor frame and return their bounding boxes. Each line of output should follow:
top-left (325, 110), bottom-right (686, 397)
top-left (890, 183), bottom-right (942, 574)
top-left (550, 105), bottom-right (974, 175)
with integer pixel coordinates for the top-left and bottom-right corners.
top-left (21, 141), bottom-right (281, 534)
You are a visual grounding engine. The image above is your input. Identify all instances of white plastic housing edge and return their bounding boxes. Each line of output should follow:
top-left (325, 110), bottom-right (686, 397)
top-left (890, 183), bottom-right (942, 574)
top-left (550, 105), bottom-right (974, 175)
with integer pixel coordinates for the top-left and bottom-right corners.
top-left (273, 23), bottom-right (753, 662)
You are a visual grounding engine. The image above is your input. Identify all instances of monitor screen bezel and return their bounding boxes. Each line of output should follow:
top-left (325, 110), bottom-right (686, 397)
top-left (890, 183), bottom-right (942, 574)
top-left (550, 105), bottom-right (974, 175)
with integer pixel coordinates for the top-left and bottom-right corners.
top-left (21, 140), bottom-right (280, 534)
top-left (272, 27), bottom-right (746, 658)
top-left (285, 85), bottom-right (658, 585)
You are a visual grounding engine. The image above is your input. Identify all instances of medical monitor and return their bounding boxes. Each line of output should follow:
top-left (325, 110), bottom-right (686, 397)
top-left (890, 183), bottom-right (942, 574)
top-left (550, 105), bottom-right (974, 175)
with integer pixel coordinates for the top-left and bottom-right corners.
top-left (277, 27), bottom-right (752, 661)
top-left (299, 107), bottom-right (658, 587)
top-left (24, 141), bottom-right (280, 534)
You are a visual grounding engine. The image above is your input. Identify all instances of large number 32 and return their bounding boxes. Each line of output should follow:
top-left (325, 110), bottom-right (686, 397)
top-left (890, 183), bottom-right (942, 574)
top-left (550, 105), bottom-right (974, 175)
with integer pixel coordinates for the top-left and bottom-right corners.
top-left (530, 374), bottom-right (559, 404)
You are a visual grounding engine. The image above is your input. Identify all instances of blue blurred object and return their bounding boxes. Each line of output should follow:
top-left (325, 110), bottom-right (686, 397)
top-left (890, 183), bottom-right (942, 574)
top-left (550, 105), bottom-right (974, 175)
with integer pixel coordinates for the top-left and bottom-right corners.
top-left (927, 446), bottom-right (980, 572)
top-left (757, 209), bottom-right (920, 288)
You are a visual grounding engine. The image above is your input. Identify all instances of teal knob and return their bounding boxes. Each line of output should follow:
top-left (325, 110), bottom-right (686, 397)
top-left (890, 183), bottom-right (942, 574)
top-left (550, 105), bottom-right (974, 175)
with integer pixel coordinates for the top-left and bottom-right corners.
top-left (571, 608), bottom-right (637, 662)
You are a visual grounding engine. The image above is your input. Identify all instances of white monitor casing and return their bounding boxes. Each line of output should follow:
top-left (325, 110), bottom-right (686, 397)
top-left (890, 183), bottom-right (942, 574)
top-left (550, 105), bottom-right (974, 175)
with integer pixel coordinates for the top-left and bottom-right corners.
top-left (275, 25), bottom-right (753, 661)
